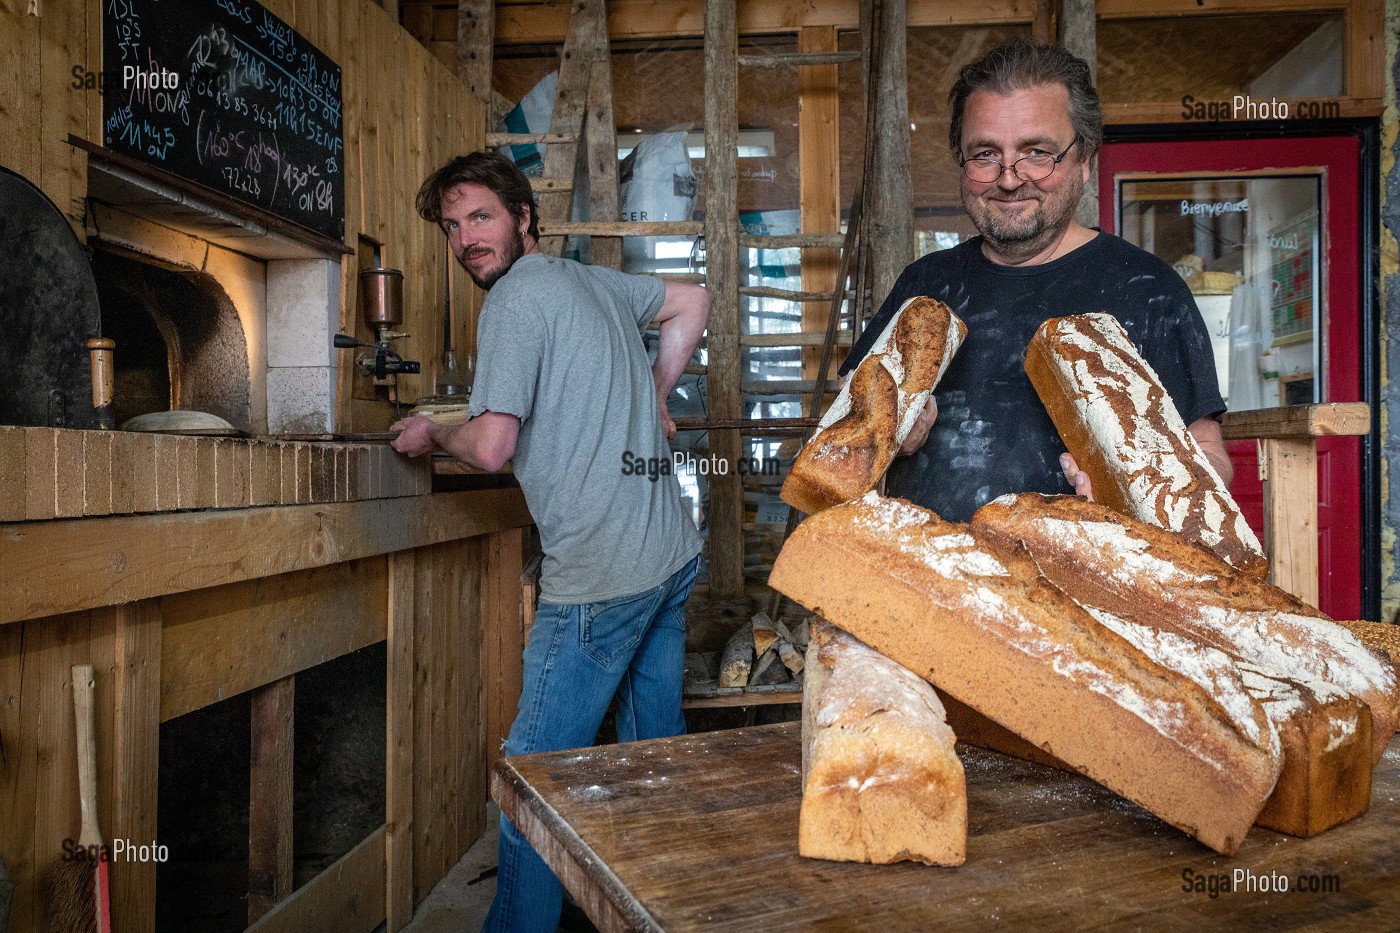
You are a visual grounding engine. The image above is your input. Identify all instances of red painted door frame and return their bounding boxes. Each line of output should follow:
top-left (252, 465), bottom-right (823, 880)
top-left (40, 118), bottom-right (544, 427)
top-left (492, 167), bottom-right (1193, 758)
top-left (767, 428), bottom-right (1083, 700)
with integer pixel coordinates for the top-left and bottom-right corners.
top-left (1098, 136), bottom-right (1362, 619)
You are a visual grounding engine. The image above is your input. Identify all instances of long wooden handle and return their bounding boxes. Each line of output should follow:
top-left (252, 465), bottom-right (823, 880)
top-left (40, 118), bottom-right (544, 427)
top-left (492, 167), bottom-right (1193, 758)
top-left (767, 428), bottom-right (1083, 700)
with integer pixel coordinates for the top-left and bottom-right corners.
top-left (72, 664), bottom-right (102, 847)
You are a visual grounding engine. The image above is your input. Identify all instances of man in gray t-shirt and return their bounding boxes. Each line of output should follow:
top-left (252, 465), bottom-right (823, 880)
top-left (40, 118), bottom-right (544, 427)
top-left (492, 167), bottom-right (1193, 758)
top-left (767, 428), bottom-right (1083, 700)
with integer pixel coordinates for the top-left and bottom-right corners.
top-left (392, 151), bottom-right (708, 933)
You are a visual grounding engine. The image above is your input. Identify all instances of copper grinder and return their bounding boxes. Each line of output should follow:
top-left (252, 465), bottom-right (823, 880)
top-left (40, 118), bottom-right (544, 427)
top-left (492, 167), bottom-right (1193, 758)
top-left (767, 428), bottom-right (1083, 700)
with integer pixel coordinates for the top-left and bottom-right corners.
top-left (333, 268), bottom-right (420, 382)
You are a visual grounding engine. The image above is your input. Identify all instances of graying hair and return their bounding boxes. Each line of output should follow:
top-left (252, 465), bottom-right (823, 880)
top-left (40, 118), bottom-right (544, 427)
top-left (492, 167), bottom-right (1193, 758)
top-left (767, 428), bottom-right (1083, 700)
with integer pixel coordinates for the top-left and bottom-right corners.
top-left (947, 40), bottom-right (1103, 159)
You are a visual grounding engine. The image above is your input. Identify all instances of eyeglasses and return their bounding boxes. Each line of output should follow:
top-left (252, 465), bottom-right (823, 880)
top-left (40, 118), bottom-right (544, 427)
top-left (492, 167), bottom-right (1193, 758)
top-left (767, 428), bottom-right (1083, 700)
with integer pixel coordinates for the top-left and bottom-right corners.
top-left (959, 140), bottom-right (1077, 184)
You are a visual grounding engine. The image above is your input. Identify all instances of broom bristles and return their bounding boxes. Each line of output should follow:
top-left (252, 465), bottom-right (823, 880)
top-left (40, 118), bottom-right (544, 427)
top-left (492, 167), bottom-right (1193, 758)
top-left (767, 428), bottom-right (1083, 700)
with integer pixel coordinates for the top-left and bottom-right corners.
top-left (44, 852), bottom-right (98, 933)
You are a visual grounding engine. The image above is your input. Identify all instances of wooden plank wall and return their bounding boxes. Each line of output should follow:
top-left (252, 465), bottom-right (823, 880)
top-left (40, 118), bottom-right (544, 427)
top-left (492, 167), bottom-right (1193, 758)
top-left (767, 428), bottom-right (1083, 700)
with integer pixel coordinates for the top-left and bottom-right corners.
top-left (0, 492), bottom-right (529, 931)
top-left (0, 0), bottom-right (484, 434)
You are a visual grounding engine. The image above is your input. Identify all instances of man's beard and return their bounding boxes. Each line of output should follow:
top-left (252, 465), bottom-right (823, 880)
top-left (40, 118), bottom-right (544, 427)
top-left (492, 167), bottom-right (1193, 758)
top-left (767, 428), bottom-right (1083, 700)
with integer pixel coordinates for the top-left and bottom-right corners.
top-left (963, 171), bottom-right (1084, 260)
top-left (464, 225), bottom-right (526, 290)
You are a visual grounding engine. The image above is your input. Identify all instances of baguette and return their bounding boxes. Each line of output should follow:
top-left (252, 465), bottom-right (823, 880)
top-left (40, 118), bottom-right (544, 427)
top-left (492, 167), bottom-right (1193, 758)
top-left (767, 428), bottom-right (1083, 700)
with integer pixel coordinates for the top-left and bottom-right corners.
top-left (1024, 312), bottom-right (1266, 577)
top-left (971, 492), bottom-right (1399, 762)
top-left (800, 620), bottom-right (966, 865)
top-left (781, 296), bottom-right (965, 515)
top-left (771, 493), bottom-right (1279, 854)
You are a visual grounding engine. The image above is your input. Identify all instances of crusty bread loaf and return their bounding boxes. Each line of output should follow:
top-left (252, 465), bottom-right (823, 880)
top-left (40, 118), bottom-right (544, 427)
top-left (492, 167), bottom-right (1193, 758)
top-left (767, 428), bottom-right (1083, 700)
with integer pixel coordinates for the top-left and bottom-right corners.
top-left (1072, 597), bottom-right (1371, 837)
top-left (770, 492), bottom-right (1279, 855)
top-left (780, 296), bottom-right (965, 515)
top-left (1236, 664), bottom-right (1373, 836)
top-left (971, 492), bottom-right (1399, 763)
top-left (800, 620), bottom-right (966, 865)
top-left (1024, 312), bottom-right (1266, 577)
top-left (942, 651), bottom-right (1373, 838)
top-left (1335, 619), bottom-right (1400, 686)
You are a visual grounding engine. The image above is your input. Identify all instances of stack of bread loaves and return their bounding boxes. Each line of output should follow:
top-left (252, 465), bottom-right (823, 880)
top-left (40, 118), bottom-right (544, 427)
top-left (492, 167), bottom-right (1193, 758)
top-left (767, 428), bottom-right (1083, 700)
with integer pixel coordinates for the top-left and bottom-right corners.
top-left (772, 493), bottom-right (1286, 855)
top-left (775, 307), bottom-right (1396, 864)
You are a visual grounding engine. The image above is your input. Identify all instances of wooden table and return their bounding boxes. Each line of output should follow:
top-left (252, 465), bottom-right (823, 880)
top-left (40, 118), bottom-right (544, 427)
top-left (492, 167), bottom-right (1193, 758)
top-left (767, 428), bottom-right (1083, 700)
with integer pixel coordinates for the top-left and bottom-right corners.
top-left (492, 722), bottom-right (1400, 931)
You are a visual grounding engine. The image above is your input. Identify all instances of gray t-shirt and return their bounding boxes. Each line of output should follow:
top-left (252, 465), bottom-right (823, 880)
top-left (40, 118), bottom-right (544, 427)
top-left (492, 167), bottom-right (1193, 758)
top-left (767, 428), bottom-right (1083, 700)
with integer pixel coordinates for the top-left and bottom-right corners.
top-left (468, 253), bottom-right (702, 603)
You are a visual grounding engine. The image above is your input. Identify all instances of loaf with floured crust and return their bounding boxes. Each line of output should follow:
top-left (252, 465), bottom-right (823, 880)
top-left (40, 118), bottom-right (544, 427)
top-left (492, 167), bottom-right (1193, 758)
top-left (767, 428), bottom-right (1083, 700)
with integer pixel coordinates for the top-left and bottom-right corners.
top-left (800, 620), bottom-right (966, 865)
top-left (971, 492), bottom-right (1399, 763)
top-left (781, 296), bottom-right (965, 515)
top-left (1334, 619), bottom-right (1400, 684)
top-left (770, 492), bottom-right (1279, 855)
top-left (1235, 664), bottom-right (1374, 835)
top-left (1024, 312), bottom-right (1267, 577)
top-left (1070, 598), bottom-right (1372, 837)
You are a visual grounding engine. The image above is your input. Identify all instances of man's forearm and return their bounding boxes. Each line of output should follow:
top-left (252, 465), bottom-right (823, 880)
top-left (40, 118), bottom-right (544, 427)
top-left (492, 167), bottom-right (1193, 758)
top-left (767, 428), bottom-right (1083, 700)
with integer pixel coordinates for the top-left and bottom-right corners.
top-left (652, 314), bottom-right (706, 400)
top-left (429, 421), bottom-right (499, 471)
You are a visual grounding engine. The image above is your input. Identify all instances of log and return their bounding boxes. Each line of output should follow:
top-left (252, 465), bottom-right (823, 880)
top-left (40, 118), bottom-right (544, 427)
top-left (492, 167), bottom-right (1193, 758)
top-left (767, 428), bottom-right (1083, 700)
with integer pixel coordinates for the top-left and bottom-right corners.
top-left (752, 611), bottom-right (780, 657)
top-left (719, 621), bottom-right (755, 688)
top-left (750, 645), bottom-right (789, 686)
top-left (777, 640), bottom-right (805, 675)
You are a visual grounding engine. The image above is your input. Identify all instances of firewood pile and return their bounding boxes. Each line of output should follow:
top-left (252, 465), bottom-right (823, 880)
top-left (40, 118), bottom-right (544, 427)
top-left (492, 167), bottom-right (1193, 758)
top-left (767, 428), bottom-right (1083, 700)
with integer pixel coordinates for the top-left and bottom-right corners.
top-left (683, 613), bottom-right (810, 699)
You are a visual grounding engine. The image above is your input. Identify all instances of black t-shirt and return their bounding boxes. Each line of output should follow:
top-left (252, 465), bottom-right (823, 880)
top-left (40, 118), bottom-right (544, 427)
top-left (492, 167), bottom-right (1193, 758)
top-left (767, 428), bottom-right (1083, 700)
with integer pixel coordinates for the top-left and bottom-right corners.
top-left (839, 232), bottom-right (1225, 522)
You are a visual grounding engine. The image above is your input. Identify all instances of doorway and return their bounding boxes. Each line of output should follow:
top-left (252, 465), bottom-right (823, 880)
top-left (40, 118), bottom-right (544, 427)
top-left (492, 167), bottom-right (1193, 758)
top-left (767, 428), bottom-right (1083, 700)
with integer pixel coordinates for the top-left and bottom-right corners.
top-left (1099, 131), bottom-right (1376, 620)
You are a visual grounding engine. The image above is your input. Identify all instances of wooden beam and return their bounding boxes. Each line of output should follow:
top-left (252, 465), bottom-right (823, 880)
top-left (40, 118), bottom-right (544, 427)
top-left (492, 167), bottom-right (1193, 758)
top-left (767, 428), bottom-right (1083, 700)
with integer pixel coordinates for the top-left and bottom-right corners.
top-left (740, 231), bottom-right (846, 249)
top-left (494, 0), bottom-right (1040, 43)
top-left (539, 220), bottom-right (703, 237)
top-left (386, 551), bottom-right (415, 931)
top-left (160, 558), bottom-right (388, 722)
top-left (457, 0), bottom-right (495, 104)
top-left (1347, 0), bottom-right (1383, 102)
top-left (246, 827), bottom-right (387, 933)
top-left (1096, 0), bottom-right (1354, 17)
top-left (798, 25), bottom-right (841, 384)
top-left (1220, 402), bottom-right (1371, 440)
top-left (91, 601), bottom-right (161, 932)
top-left (704, 0), bottom-right (744, 597)
top-left (586, 55), bottom-right (623, 269)
top-left (486, 132), bottom-right (581, 146)
top-left (248, 677), bottom-right (295, 925)
top-left (1031, 0), bottom-right (1054, 42)
top-left (868, 0), bottom-right (914, 307)
top-left (537, 0), bottom-right (606, 257)
top-left (1, 489), bottom-right (532, 626)
top-left (1057, 0), bottom-right (1097, 229)
top-left (1262, 438), bottom-right (1319, 607)
top-left (483, 528), bottom-right (526, 779)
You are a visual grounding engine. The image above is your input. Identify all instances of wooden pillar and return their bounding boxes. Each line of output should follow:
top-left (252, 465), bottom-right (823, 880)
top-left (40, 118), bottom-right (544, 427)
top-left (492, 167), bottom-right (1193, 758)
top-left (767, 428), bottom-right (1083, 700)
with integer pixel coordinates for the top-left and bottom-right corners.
top-left (538, 0), bottom-right (607, 258)
top-left (867, 0), bottom-right (913, 307)
top-left (385, 550), bottom-right (416, 931)
top-left (704, 0), bottom-right (744, 597)
top-left (799, 26), bottom-right (841, 382)
top-left (483, 528), bottom-right (525, 777)
top-left (1262, 439), bottom-right (1320, 607)
top-left (457, 0), bottom-right (496, 105)
top-left (585, 49), bottom-right (622, 269)
top-left (248, 676), bottom-right (295, 925)
top-left (94, 601), bottom-right (162, 933)
top-left (1057, 0), bottom-right (1098, 228)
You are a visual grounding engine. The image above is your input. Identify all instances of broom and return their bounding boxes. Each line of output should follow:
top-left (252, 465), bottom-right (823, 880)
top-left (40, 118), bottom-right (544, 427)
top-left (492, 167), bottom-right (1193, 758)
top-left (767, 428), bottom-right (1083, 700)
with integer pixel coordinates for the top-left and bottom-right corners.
top-left (46, 664), bottom-right (112, 932)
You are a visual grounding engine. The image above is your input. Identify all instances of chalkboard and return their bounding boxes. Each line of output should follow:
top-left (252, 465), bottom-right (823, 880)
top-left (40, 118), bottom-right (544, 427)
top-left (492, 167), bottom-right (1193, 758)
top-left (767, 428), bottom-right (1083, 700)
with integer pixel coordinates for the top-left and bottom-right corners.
top-left (103, 0), bottom-right (345, 241)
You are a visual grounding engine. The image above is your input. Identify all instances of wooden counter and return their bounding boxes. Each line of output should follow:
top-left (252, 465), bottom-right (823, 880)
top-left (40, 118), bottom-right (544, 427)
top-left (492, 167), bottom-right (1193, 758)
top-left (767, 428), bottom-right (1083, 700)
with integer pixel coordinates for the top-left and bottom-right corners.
top-left (1, 453), bottom-right (533, 933)
top-left (494, 721), bottom-right (1400, 931)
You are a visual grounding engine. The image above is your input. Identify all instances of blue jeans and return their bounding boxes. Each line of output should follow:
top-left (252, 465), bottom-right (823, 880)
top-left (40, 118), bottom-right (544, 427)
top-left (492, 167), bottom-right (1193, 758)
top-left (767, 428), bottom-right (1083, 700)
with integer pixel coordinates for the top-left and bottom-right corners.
top-left (483, 555), bottom-right (699, 933)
